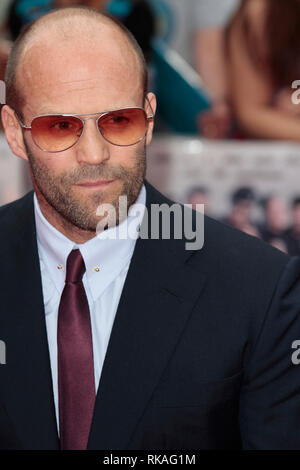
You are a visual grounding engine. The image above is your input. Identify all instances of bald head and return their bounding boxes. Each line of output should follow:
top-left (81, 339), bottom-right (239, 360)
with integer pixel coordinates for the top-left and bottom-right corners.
top-left (5, 7), bottom-right (148, 118)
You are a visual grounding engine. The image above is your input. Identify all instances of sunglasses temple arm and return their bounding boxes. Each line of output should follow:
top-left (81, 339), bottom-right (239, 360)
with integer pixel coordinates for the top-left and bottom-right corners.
top-left (13, 111), bottom-right (31, 129)
top-left (145, 95), bottom-right (155, 119)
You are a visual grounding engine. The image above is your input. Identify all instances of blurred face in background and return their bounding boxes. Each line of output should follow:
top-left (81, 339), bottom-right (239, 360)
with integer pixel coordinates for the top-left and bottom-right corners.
top-left (231, 200), bottom-right (253, 227)
top-left (292, 203), bottom-right (300, 234)
top-left (187, 190), bottom-right (209, 213)
top-left (265, 197), bottom-right (287, 233)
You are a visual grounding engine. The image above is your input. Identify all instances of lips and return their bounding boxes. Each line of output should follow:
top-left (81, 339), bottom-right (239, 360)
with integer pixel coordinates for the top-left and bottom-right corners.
top-left (76, 179), bottom-right (115, 187)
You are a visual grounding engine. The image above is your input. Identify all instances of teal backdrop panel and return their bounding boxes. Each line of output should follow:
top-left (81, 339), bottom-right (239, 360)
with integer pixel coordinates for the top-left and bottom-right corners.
top-left (152, 39), bottom-right (211, 134)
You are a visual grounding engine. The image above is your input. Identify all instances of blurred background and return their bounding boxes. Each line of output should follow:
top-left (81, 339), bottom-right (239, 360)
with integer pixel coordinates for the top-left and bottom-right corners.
top-left (1, 0), bottom-right (300, 255)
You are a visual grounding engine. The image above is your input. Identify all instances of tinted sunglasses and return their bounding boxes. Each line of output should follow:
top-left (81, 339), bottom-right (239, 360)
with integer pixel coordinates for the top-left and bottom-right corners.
top-left (16, 103), bottom-right (154, 153)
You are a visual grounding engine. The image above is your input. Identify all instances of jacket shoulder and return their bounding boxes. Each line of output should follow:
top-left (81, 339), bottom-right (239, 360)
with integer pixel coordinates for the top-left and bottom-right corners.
top-left (0, 191), bottom-right (34, 237)
top-left (0, 191), bottom-right (33, 216)
top-left (203, 214), bottom-right (289, 271)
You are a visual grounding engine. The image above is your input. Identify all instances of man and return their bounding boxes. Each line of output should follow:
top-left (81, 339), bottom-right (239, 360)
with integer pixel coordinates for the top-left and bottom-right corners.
top-left (1, 7), bottom-right (300, 451)
top-left (186, 185), bottom-right (210, 214)
top-left (223, 186), bottom-right (260, 238)
top-left (259, 195), bottom-right (288, 254)
top-left (259, 196), bottom-right (288, 244)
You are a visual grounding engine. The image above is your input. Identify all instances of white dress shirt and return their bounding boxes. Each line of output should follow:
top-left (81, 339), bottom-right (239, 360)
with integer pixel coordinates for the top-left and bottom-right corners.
top-left (34, 184), bottom-right (146, 431)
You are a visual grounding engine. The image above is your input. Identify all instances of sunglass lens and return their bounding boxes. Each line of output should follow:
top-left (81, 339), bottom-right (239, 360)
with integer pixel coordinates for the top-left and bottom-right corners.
top-left (31, 115), bottom-right (83, 151)
top-left (98, 108), bottom-right (147, 146)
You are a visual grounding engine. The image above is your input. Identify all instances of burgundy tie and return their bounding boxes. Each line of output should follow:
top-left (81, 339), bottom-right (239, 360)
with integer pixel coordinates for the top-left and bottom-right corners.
top-left (57, 249), bottom-right (95, 450)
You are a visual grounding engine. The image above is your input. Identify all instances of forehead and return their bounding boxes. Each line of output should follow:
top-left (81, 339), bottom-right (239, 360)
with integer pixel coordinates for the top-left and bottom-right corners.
top-left (19, 26), bottom-right (143, 115)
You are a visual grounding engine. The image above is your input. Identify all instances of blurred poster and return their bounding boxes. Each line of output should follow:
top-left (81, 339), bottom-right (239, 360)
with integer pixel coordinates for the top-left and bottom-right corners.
top-left (0, 134), bottom-right (30, 205)
top-left (147, 136), bottom-right (300, 255)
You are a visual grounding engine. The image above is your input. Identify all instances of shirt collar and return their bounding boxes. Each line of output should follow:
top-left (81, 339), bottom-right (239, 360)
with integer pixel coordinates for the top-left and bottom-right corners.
top-left (34, 184), bottom-right (146, 301)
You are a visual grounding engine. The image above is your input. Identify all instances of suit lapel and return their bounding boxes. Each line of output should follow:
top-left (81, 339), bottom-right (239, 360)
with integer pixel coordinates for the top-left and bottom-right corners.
top-left (88, 182), bottom-right (207, 449)
top-left (0, 192), bottom-right (59, 449)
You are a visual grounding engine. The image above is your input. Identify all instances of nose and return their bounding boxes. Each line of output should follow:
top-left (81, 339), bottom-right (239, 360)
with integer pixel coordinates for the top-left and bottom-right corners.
top-left (75, 117), bottom-right (110, 165)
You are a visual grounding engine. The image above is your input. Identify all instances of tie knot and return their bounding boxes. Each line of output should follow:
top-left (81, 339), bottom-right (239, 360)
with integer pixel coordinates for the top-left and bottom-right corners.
top-left (65, 249), bottom-right (86, 284)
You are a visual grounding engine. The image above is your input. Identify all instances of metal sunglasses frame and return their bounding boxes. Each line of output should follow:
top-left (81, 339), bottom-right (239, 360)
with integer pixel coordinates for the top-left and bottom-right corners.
top-left (16, 102), bottom-right (154, 153)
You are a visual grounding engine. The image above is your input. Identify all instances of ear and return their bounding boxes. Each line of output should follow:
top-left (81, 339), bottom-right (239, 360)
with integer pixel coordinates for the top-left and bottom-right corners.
top-left (1, 105), bottom-right (28, 161)
top-left (145, 92), bottom-right (157, 146)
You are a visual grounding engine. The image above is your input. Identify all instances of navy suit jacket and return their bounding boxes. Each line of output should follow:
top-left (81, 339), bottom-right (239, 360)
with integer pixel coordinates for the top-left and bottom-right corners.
top-left (1, 180), bottom-right (300, 450)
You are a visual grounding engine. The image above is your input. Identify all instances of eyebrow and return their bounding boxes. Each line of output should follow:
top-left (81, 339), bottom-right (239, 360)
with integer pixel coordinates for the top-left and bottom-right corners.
top-left (32, 104), bottom-right (144, 116)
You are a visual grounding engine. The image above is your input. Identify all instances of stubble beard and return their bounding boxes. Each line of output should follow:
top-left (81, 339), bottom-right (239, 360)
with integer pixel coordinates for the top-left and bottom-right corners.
top-left (25, 141), bottom-right (146, 232)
